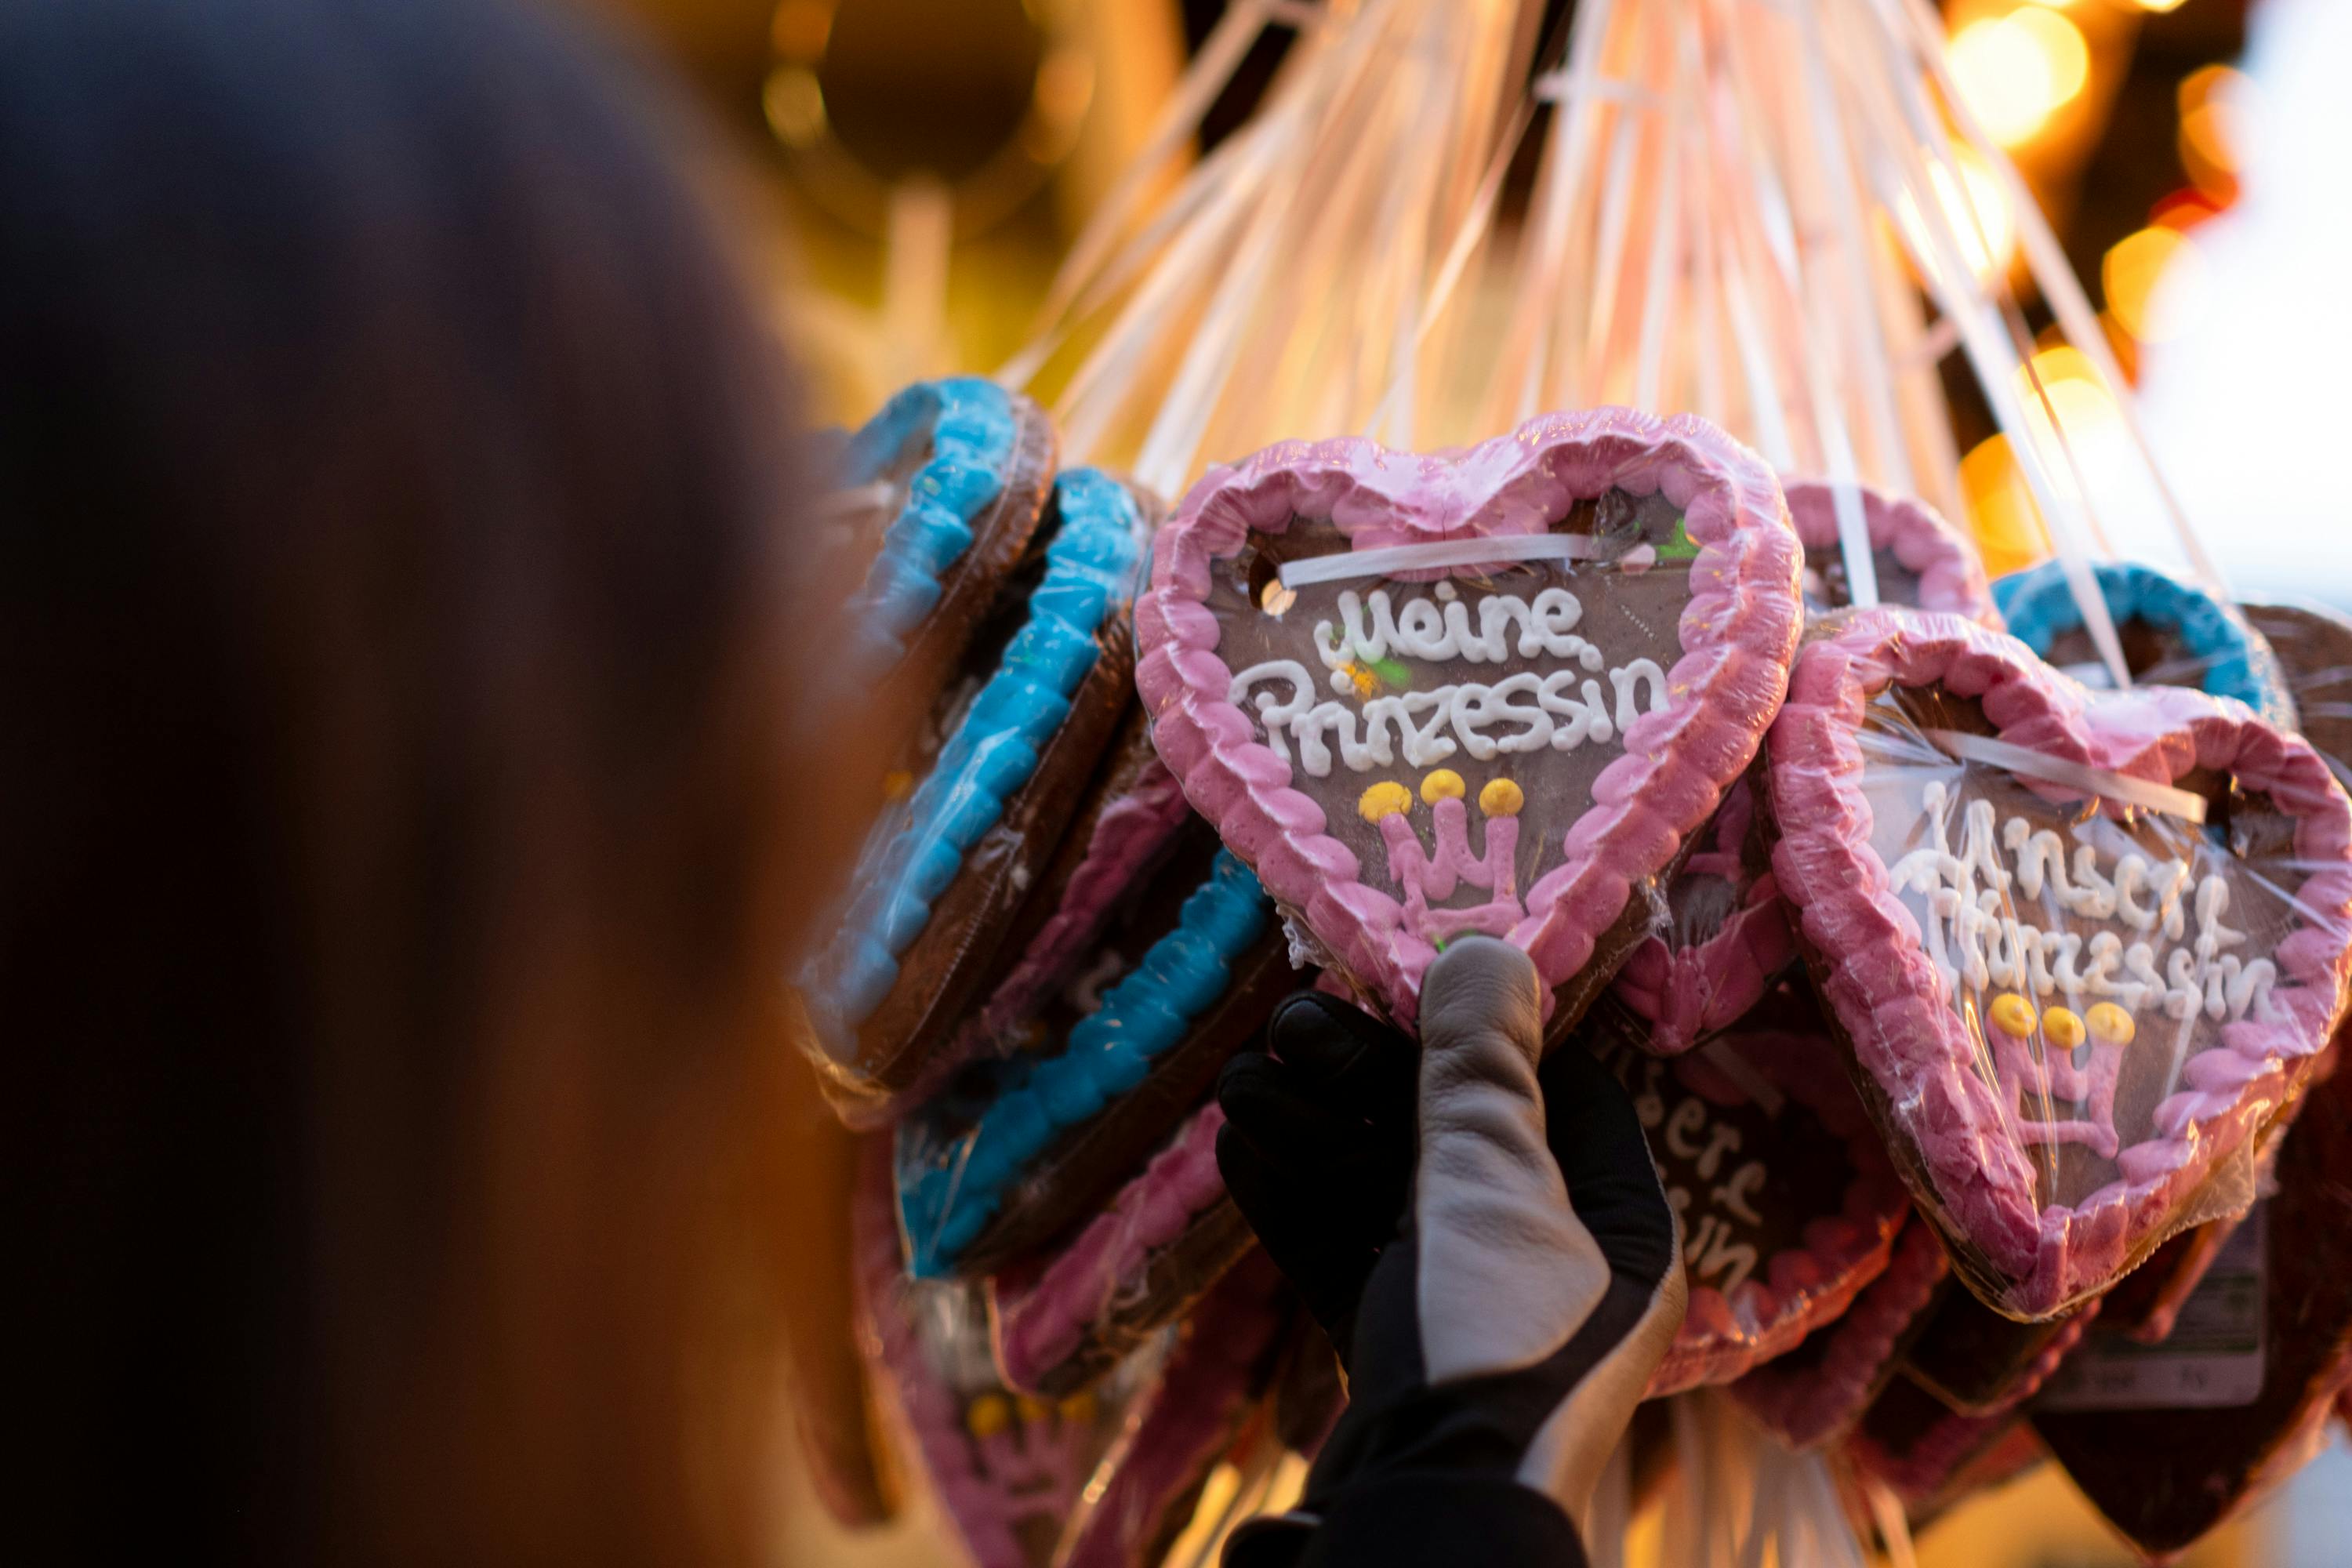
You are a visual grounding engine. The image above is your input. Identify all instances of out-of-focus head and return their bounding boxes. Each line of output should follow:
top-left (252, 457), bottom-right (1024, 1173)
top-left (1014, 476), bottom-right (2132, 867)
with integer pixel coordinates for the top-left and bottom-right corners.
top-left (0, 0), bottom-right (834, 1561)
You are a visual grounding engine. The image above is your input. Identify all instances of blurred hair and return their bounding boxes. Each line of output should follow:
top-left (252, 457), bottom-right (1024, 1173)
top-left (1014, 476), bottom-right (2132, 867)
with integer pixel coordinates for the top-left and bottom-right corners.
top-left (0, 0), bottom-right (833, 1560)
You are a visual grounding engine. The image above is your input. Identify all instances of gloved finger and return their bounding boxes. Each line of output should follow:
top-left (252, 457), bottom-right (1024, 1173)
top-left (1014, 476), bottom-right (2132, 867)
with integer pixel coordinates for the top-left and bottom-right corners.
top-left (1218, 1051), bottom-right (1414, 1171)
top-left (1536, 1033), bottom-right (1679, 1292)
top-left (1265, 990), bottom-right (1420, 1122)
top-left (1410, 935), bottom-right (1607, 1385)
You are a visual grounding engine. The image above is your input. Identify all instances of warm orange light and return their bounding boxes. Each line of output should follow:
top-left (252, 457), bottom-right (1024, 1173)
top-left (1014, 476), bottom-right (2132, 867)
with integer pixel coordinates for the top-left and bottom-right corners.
top-left (2178, 66), bottom-right (2258, 200)
top-left (2133, 0), bottom-right (2189, 13)
top-left (2103, 227), bottom-right (2209, 343)
top-left (762, 66), bottom-right (828, 148)
top-left (770, 0), bottom-right (833, 62)
top-left (1960, 434), bottom-right (2047, 579)
top-left (1948, 7), bottom-right (2091, 147)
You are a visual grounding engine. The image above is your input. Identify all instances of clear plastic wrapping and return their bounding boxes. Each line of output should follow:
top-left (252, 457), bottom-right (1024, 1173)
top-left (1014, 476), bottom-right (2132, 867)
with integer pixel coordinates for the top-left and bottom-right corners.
top-left (1902, 1283), bottom-right (2102, 1416)
top-left (851, 1144), bottom-right (1166, 1568)
top-left (2031, 1041), bottom-right (2352, 1559)
top-left (2243, 597), bottom-right (2352, 792)
top-left (1051, 1253), bottom-right (1294, 1568)
top-left (1607, 764), bottom-right (1795, 1057)
top-left (796, 468), bottom-right (1152, 1120)
top-left (895, 834), bottom-right (1288, 1278)
top-left (1131, 408), bottom-right (1803, 1036)
top-left (1769, 608), bottom-right (2352, 1319)
top-left (1587, 988), bottom-right (1909, 1397)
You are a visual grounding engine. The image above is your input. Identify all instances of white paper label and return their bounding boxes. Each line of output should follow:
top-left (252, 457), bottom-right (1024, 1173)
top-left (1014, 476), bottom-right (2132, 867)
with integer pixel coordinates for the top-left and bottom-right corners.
top-left (2037, 1204), bottom-right (2267, 1411)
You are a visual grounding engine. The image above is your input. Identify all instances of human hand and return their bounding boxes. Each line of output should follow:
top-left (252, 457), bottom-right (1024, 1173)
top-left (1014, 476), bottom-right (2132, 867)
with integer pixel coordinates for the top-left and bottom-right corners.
top-left (1220, 938), bottom-right (1685, 1565)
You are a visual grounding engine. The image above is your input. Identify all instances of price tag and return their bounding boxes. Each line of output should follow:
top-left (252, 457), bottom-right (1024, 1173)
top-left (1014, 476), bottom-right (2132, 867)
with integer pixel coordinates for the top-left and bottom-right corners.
top-left (2038, 1205), bottom-right (2267, 1411)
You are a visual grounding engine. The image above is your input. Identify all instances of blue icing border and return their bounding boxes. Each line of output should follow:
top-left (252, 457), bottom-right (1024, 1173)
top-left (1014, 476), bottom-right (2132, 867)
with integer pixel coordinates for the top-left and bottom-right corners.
top-left (844, 376), bottom-right (1025, 667)
top-left (1993, 560), bottom-right (2296, 728)
top-left (809, 469), bottom-right (1145, 1037)
top-left (897, 848), bottom-right (1271, 1276)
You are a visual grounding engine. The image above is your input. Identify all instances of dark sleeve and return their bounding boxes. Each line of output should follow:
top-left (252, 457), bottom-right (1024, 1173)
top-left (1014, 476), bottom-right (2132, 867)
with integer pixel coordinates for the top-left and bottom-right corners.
top-left (1224, 1474), bottom-right (1589, 1568)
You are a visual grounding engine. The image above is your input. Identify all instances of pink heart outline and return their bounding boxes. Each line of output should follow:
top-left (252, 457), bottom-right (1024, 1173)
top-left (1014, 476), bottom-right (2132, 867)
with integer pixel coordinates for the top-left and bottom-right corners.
top-left (1769, 608), bottom-right (2352, 1317)
top-left (1134, 407), bottom-right (1802, 1028)
top-left (1644, 1024), bottom-right (1911, 1398)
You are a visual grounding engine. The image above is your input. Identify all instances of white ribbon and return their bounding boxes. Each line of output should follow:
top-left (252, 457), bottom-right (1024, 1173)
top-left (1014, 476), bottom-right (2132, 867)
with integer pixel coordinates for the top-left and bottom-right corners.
top-left (1277, 533), bottom-right (1608, 589)
top-left (1924, 728), bottom-right (2208, 824)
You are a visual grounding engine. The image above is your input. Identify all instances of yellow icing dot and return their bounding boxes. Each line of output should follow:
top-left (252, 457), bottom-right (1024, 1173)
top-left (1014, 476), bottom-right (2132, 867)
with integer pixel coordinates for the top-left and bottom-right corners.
top-left (1014, 1394), bottom-right (1051, 1425)
top-left (1988, 993), bottom-right (2038, 1039)
top-left (1479, 778), bottom-right (1526, 817)
top-left (2042, 1006), bottom-right (2085, 1051)
top-left (1060, 1391), bottom-right (1098, 1426)
top-left (880, 769), bottom-right (914, 802)
top-left (965, 1392), bottom-right (1012, 1440)
top-left (1421, 768), bottom-right (1466, 804)
top-left (1346, 663), bottom-right (1377, 698)
top-left (2087, 1002), bottom-right (2137, 1047)
top-left (1359, 781), bottom-right (1412, 823)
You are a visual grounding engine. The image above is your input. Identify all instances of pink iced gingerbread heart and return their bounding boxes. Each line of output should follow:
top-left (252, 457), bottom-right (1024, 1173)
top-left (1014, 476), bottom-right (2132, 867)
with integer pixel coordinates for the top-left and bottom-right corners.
top-left (1134, 408), bottom-right (1802, 1030)
top-left (1769, 608), bottom-right (2352, 1318)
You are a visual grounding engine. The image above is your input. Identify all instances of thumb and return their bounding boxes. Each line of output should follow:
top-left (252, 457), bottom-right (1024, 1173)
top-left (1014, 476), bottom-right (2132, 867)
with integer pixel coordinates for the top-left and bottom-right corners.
top-left (1413, 937), bottom-right (1608, 1385)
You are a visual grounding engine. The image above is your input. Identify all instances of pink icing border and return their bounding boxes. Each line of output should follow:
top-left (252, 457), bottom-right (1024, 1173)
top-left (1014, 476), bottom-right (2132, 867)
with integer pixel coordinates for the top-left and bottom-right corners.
top-left (979, 752), bottom-right (1193, 1040)
top-left (1646, 1026), bottom-right (1910, 1395)
top-left (1781, 479), bottom-right (2003, 629)
top-left (1732, 1219), bottom-right (1950, 1450)
top-left (990, 1102), bottom-right (1234, 1394)
top-left (1849, 1304), bottom-right (2093, 1502)
top-left (1608, 771), bottom-right (1794, 1054)
top-left (1055, 1253), bottom-right (1287, 1568)
top-left (1135, 408), bottom-right (1802, 1028)
top-left (1768, 608), bottom-right (2352, 1316)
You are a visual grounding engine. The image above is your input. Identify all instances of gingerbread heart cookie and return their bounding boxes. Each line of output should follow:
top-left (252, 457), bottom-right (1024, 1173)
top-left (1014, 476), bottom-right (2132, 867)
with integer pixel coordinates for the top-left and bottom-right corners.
top-left (987, 1101), bottom-right (1254, 1398)
top-left (1731, 1219), bottom-right (1948, 1451)
top-left (797, 469), bottom-right (1152, 1117)
top-left (1134, 408), bottom-right (1802, 1030)
top-left (1785, 478), bottom-right (2002, 626)
top-left (897, 834), bottom-right (1288, 1277)
top-left (1052, 1254), bottom-right (1293, 1568)
top-left (1589, 989), bottom-right (1911, 1396)
top-left (1904, 1284), bottom-right (2100, 1415)
top-left (2242, 597), bottom-right (2352, 787)
top-left (830, 376), bottom-right (1056, 678)
top-left (1995, 559), bottom-right (2296, 728)
top-left (2034, 1049), bottom-right (2352, 1558)
top-left (1769, 608), bottom-right (2352, 1317)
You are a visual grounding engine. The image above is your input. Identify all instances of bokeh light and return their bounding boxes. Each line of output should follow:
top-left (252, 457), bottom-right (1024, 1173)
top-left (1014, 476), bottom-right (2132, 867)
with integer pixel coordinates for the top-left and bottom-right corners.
top-left (1948, 6), bottom-right (2091, 147)
top-left (2178, 65), bottom-right (2259, 200)
top-left (2103, 226), bottom-right (2210, 343)
top-left (1894, 146), bottom-right (2018, 284)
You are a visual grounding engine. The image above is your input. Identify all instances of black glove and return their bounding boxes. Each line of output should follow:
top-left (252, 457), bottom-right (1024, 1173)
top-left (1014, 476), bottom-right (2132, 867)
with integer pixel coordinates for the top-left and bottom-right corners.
top-left (1219, 938), bottom-right (1685, 1568)
top-left (1214, 983), bottom-right (1419, 1365)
